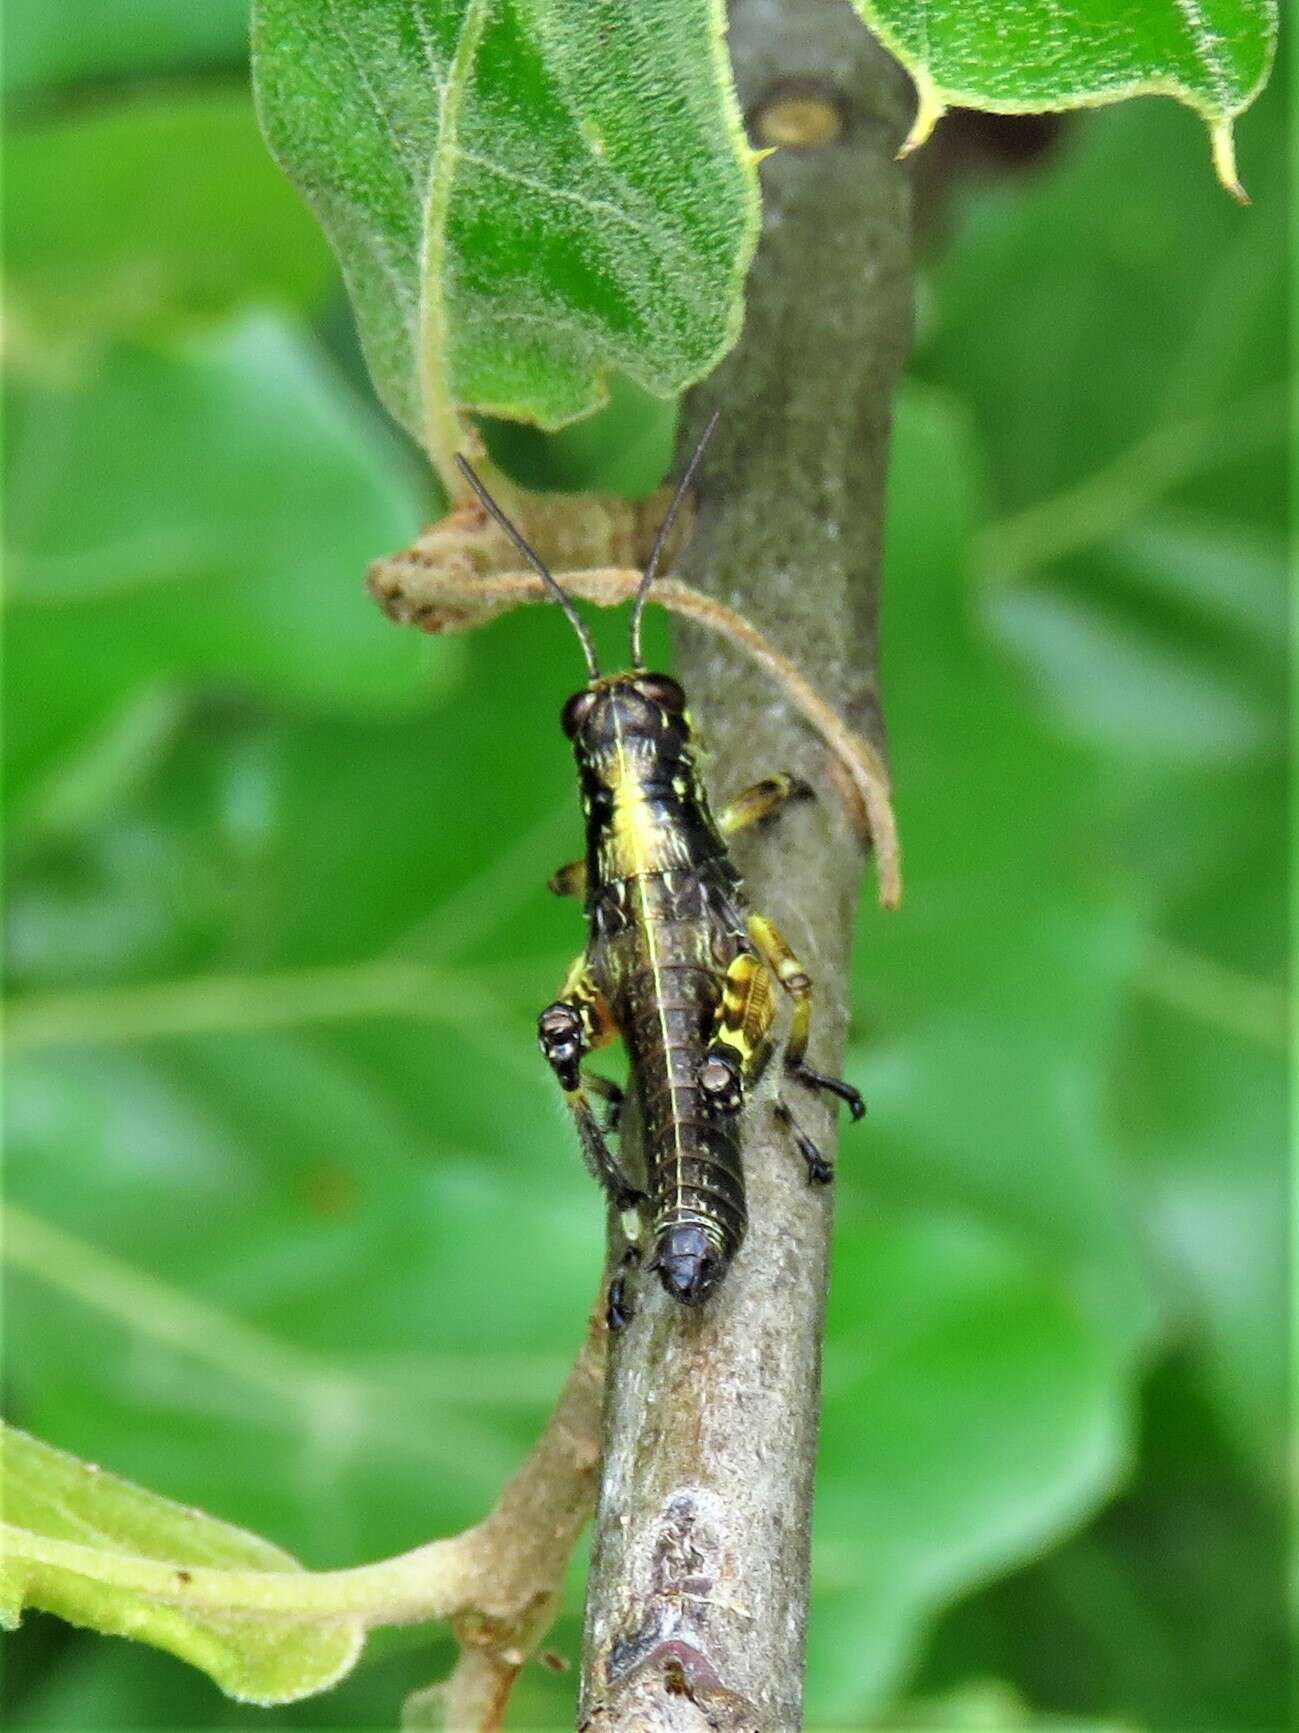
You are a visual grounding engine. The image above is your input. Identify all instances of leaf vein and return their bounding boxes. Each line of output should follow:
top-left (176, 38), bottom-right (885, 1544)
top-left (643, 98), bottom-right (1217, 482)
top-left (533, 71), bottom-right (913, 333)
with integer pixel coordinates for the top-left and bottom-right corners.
top-left (455, 148), bottom-right (668, 248)
top-left (1171, 0), bottom-right (1236, 111)
top-left (321, 0), bottom-right (423, 201)
top-left (407, 0), bottom-right (447, 95)
top-left (419, 0), bottom-right (493, 485)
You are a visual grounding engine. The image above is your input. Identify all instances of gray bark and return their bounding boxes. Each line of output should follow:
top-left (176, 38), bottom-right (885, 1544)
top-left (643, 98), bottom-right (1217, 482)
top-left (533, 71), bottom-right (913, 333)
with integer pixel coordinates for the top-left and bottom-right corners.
top-left (578, 4), bottom-right (914, 1729)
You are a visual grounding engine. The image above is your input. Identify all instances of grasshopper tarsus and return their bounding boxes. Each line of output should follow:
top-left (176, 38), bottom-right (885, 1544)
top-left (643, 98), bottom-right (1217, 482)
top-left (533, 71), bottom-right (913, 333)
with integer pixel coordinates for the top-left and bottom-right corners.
top-left (791, 1061), bottom-right (867, 1122)
top-left (606, 1276), bottom-right (633, 1332)
top-left (606, 1245), bottom-right (641, 1332)
top-left (774, 1098), bottom-right (835, 1186)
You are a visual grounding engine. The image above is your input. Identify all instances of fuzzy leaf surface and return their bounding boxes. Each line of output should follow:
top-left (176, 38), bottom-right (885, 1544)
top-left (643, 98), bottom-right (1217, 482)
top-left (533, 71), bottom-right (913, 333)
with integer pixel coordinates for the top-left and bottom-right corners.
top-left (0, 1425), bottom-right (363, 1704)
top-left (252, 0), bottom-right (757, 479)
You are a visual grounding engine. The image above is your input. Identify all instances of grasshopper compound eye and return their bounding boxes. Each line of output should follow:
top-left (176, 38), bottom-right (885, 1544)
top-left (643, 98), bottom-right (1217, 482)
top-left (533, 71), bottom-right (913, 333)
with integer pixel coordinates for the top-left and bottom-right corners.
top-left (561, 689), bottom-right (598, 738)
top-left (632, 673), bottom-right (686, 713)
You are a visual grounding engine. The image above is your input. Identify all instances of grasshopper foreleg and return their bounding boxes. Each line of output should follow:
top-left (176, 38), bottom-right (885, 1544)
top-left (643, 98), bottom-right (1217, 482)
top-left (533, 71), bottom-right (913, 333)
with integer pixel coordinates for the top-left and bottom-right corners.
top-left (539, 959), bottom-right (643, 1211)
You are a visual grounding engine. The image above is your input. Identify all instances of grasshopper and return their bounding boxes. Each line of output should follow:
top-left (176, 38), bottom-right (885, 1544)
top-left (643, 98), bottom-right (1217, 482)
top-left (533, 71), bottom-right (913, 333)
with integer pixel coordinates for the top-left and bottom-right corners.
top-left (455, 417), bottom-right (863, 1316)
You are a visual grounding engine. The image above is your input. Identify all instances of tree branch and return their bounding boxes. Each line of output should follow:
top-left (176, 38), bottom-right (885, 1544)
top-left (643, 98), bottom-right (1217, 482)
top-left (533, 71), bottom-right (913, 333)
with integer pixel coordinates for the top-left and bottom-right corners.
top-left (578, 5), bottom-right (913, 1728)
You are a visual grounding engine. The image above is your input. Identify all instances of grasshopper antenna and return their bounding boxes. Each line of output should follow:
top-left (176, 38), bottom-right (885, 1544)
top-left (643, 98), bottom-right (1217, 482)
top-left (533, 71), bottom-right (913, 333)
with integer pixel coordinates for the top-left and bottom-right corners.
top-left (455, 453), bottom-right (601, 681)
top-left (630, 408), bottom-right (720, 670)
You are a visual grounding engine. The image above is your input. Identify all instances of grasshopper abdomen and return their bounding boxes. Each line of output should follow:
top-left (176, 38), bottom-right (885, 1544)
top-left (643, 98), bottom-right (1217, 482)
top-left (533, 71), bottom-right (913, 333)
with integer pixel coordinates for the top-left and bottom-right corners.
top-left (622, 934), bottom-right (747, 1304)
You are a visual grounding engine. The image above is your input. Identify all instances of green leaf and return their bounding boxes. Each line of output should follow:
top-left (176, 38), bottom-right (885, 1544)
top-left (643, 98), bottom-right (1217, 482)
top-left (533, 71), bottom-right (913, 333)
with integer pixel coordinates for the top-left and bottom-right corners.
top-left (4, 89), bottom-right (338, 354)
top-left (914, 61), bottom-right (1285, 519)
top-left (913, 1359), bottom-right (1289, 1728)
top-left (898, 84), bottom-right (1286, 1727)
top-left (803, 385), bottom-right (1156, 1720)
top-left (851, 0), bottom-right (1277, 194)
top-left (4, 0), bottom-right (249, 98)
top-left (914, 78), bottom-right (1287, 1496)
top-left (4, 313), bottom-right (446, 836)
top-left (251, 0), bottom-right (758, 478)
top-left (812, 1209), bottom-right (1132, 1716)
top-left (0, 1424), bottom-right (364, 1705)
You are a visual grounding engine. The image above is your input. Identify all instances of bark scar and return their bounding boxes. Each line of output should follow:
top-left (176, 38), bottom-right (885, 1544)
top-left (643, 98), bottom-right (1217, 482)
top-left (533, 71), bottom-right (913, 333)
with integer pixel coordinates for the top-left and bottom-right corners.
top-left (597, 1492), bottom-right (759, 1728)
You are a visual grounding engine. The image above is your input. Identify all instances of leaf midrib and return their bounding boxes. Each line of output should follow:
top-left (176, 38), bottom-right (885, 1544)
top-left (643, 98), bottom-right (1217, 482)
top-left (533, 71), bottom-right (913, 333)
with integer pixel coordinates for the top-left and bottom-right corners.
top-left (419, 0), bottom-right (491, 489)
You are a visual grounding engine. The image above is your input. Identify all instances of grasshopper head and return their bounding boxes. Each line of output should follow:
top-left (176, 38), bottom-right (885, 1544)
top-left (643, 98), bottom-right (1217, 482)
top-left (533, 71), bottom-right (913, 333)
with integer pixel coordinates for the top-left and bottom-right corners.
top-left (560, 672), bottom-right (687, 747)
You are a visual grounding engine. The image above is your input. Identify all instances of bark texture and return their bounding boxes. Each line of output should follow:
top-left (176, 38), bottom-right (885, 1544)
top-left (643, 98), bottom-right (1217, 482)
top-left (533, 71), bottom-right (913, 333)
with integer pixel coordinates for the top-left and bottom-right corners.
top-left (578, 4), bottom-right (914, 1729)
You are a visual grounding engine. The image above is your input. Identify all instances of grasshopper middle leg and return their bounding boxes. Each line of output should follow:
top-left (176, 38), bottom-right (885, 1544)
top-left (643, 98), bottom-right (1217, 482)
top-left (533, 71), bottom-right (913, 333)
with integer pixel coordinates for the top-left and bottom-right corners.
top-left (718, 772), bottom-right (813, 838)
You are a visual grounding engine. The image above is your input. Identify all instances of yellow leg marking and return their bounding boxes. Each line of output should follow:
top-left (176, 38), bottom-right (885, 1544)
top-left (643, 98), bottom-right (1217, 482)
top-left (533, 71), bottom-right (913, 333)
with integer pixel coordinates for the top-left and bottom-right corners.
top-left (697, 949), bottom-right (777, 1117)
top-left (557, 955), bottom-right (617, 1049)
top-left (548, 857), bottom-right (587, 898)
top-left (711, 949), bottom-right (776, 1083)
top-left (746, 913), bottom-right (812, 1068)
top-left (747, 915), bottom-right (866, 1121)
top-left (718, 773), bottom-right (812, 838)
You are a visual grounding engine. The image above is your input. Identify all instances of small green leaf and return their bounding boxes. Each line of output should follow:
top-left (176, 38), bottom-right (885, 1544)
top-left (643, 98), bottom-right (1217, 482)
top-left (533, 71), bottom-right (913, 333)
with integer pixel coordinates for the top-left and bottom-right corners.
top-left (850, 0), bottom-right (1276, 195)
top-left (251, 0), bottom-right (758, 481)
top-left (0, 1424), bottom-right (364, 1704)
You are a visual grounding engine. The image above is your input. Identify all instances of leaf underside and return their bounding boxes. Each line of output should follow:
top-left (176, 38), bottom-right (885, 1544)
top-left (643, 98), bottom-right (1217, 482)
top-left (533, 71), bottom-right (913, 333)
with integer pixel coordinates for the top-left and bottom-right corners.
top-left (251, 0), bottom-right (1275, 487)
top-left (849, 0), bottom-right (1276, 192)
top-left (252, 0), bottom-right (758, 481)
top-left (0, 1425), bottom-right (363, 1704)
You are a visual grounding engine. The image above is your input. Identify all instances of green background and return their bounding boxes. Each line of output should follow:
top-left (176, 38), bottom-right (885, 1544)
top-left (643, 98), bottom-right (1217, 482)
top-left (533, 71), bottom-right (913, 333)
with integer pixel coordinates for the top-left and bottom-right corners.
top-left (2, 5), bottom-right (1287, 1730)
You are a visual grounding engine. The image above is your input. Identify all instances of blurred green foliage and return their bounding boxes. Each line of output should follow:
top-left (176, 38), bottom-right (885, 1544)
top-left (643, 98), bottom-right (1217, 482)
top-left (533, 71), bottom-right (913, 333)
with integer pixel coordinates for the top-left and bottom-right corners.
top-left (2, 6), bottom-right (1286, 1731)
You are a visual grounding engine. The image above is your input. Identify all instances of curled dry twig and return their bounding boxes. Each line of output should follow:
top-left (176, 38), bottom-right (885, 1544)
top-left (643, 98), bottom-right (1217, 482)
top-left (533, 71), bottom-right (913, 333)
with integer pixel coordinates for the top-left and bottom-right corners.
top-left (368, 484), bottom-right (902, 910)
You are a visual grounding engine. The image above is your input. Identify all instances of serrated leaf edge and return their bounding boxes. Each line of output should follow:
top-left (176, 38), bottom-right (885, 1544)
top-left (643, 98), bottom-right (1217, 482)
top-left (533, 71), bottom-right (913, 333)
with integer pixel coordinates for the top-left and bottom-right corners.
top-left (855, 0), bottom-right (1277, 199)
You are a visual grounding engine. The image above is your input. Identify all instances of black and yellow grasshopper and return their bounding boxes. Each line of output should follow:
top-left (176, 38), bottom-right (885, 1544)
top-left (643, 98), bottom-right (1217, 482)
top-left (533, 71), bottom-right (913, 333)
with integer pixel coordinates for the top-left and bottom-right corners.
top-left (456, 418), bottom-right (863, 1316)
